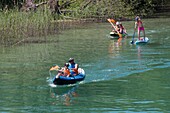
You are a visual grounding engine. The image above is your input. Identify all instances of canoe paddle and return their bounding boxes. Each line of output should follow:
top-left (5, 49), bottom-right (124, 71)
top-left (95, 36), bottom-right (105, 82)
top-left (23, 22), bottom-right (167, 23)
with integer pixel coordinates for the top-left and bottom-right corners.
top-left (109, 19), bottom-right (117, 24)
top-left (50, 65), bottom-right (60, 71)
top-left (107, 19), bottom-right (117, 30)
top-left (107, 19), bottom-right (123, 38)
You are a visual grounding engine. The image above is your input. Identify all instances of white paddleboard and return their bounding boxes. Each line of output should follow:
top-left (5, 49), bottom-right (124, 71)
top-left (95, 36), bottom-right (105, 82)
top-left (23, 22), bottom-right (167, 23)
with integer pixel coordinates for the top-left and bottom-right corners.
top-left (109, 31), bottom-right (127, 39)
top-left (135, 37), bottom-right (149, 45)
top-left (109, 31), bottom-right (119, 38)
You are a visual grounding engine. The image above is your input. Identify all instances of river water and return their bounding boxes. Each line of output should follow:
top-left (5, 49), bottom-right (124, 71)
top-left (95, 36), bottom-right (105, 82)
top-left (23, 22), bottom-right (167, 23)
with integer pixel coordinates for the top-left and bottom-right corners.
top-left (0, 18), bottom-right (170, 113)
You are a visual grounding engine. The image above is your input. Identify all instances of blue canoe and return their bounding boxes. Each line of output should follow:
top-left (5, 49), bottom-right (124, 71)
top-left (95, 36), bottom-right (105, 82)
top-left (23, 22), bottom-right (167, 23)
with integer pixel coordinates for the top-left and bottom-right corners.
top-left (53, 68), bottom-right (85, 85)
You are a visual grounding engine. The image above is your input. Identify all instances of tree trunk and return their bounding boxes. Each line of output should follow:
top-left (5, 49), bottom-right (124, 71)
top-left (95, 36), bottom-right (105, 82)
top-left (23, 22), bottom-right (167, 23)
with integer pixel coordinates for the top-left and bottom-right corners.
top-left (47, 0), bottom-right (61, 14)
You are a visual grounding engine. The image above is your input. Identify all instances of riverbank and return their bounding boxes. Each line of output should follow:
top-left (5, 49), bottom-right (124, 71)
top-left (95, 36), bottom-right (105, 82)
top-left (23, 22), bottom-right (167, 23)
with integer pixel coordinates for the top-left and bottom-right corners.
top-left (11, 18), bottom-right (98, 47)
top-left (0, 10), bottom-right (99, 46)
top-left (1, 0), bottom-right (170, 47)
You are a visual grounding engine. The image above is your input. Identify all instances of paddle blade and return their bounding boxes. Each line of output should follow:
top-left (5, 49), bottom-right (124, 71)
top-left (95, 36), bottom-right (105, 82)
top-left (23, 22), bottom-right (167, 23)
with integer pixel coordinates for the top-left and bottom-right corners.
top-left (107, 19), bottom-right (111, 23)
top-left (50, 65), bottom-right (60, 71)
top-left (110, 19), bottom-right (116, 24)
top-left (107, 19), bottom-right (116, 24)
top-left (131, 31), bottom-right (135, 44)
top-left (130, 40), bottom-right (134, 44)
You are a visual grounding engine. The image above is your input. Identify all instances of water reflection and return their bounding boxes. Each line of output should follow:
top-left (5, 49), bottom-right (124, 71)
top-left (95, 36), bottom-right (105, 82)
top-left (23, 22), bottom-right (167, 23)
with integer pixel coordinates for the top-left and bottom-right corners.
top-left (108, 37), bottom-right (127, 57)
top-left (50, 85), bottom-right (78, 106)
top-left (137, 46), bottom-right (141, 61)
top-left (108, 38), bottom-right (121, 56)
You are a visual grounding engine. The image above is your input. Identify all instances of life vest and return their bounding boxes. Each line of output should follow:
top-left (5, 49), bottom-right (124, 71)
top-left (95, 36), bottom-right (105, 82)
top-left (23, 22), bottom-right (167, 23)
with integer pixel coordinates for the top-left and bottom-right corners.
top-left (119, 24), bottom-right (125, 34)
top-left (68, 63), bottom-right (78, 75)
top-left (68, 63), bottom-right (75, 69)
top-left (63, 68), bottom-right (70, 76)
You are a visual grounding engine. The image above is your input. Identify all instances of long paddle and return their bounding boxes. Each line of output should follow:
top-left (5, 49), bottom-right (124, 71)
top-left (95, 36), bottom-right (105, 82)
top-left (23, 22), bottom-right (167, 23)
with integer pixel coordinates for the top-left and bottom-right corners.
top-left (131, 28), bottom-right (136, 44)
top-left (109, 19), bottom-right (117, 24)
top-left (107, 19), bottom-right (117, 30)
top-left (107, 19), bottom-right (122, 38)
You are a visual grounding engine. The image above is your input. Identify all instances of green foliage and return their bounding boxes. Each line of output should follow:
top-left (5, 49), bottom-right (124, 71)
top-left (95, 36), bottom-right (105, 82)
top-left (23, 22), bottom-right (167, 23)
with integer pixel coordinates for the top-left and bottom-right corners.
top-left (64, 0), bottom-right (133, 19)
top-left (120, 0), bottom-right (167, 17)
top-left (0, 0), bottom-right (23, 10)
top-left (59, 0), bottom-right (164, 19)
top-left (0, 0), bottom-right (168, 18)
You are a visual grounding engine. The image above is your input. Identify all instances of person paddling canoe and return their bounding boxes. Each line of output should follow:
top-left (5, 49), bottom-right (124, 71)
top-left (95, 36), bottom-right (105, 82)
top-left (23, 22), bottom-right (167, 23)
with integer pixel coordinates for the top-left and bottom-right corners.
top-left (115, 22), bottom-right (127, 35)
top-left (56, 63), bottom-right (70, 78)
top-left (68, 58), bottom-right (79, 76)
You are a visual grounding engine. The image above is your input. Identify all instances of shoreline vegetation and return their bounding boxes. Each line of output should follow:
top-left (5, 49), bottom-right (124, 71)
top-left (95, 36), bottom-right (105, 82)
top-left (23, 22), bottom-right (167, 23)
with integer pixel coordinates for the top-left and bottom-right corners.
top-left (0, 0), bottom-right (169, 46)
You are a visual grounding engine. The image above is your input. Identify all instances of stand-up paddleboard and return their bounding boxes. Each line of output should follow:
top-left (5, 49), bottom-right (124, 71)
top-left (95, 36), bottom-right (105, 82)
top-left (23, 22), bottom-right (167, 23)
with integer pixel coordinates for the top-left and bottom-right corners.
top-left (135, 37), bottom-right (149, 45)
top-left (109, 31), bottom-right (119, 39)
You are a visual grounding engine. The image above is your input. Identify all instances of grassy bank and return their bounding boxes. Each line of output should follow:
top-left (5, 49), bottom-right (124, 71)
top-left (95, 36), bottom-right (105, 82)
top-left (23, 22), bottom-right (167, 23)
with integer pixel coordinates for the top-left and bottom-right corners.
top-left (0, 0), bottom-right (134, 46)
top-left (0, 9), bottom-right (96, 46)
top-left (0, 10), bottom-right (51, 46)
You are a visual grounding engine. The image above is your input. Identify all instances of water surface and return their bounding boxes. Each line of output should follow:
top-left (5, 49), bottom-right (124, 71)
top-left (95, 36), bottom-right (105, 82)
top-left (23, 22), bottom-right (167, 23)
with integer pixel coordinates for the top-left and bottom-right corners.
top-left (0, 18), bottom-right (170, 112)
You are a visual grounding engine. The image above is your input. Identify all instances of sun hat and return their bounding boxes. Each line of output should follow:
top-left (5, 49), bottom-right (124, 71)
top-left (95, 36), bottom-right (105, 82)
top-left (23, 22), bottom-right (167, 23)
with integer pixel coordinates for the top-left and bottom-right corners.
top-left (116, 22), bottom-right (120, 25)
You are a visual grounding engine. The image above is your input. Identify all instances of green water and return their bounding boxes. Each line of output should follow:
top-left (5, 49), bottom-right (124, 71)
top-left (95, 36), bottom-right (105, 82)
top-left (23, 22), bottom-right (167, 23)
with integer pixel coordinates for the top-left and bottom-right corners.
top-left (0, 18), bottom-right (170, 112)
